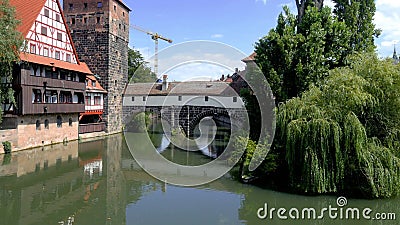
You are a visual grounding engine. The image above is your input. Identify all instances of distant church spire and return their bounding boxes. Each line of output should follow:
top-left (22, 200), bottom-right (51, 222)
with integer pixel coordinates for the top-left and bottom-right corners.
top-left (393, 45), bottom-right (399, 65)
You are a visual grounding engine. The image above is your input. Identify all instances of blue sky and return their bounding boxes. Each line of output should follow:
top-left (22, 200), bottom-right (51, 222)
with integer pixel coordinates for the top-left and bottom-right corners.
top-left (59, 0), bottom-right (400, 81)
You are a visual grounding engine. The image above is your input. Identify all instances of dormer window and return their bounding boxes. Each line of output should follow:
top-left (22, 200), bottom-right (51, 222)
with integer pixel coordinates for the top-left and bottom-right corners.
top-left (92, 80), bottom-right (96, 87)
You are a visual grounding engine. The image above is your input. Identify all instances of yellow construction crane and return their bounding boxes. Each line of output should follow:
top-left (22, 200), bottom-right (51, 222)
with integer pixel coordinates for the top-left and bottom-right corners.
top-left (131, 25), bottom-right (173, 76)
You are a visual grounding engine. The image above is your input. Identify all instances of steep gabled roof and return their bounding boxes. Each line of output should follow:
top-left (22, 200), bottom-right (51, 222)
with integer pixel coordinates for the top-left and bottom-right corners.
top-left (86, 75), bottom-right (107, 93)
top-left (9, 0), bottom-right (47, 37)
top-left (9, 0), bottom-right (92, 74)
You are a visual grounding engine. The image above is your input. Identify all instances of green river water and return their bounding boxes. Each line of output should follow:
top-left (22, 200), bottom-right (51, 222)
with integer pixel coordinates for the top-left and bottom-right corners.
top-left (0, 121), bottom-right (398, 225)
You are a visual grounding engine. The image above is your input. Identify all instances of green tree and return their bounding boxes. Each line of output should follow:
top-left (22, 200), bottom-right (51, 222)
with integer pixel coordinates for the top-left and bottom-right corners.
top-left (255, 6), bottom-right (351, 104)
top-left (275, 54), bottom-right (400, 198)
top-left (128, 48), bottom-right (157, 83)
top-left (0, 0), bottom-right (24, 123)
top-left (333, 0), bottom-right (381, 53)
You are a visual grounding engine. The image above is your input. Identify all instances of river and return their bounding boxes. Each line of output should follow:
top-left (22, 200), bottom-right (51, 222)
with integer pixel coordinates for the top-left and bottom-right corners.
top-left (0, 121), bottom-right (398, 225)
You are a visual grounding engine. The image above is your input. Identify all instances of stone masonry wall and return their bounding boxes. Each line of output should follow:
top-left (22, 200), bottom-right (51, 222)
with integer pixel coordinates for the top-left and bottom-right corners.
top-left (64, 0), bottom-right (129, 134)
top-left (0, 114), bottom-right (79, 153)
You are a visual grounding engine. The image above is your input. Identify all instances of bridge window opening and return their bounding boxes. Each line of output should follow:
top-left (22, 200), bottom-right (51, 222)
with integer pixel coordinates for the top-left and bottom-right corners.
top-left (205, 96), bottom-right (209, 102)
top-left (131, 96), bottom-right (135, 101)
top-left (233, 96), bottom-right (237, 102)
top-left (143, 96), bottom-right (146, 101)
top-left (178, 96), bottom-right (182, 101)
top-left (69, 118), bottom-right (73, 127)
top-left (84, 3), bottom-right (88, 9)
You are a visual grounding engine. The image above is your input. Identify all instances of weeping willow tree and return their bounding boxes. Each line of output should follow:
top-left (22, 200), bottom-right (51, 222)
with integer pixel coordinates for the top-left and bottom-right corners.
top-left (275, 53), bottom-right (400, 198)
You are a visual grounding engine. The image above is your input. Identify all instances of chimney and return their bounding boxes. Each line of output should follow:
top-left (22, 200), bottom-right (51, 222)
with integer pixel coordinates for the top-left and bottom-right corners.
top-left (162, 74), bottom-right (168, 91)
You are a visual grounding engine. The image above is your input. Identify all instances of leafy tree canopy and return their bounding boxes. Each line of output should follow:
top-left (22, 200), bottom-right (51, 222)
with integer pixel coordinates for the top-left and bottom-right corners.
top-left (0, 0), bottom-right (23, 122)
top-left (128, 48), bottom-right (157, 83)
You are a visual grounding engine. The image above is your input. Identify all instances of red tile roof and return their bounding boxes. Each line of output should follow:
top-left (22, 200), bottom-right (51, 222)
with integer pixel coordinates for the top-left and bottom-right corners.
top-left (9, 0), bottom-right (47, 37)
top-left (19, 52), bottom-right (92, 74)
top-left (10, 0), bottom-right (92, 74)
top-left (242, 52), bottom-right (256, 62)
top-left (86, 75), bottom-right (107, 93)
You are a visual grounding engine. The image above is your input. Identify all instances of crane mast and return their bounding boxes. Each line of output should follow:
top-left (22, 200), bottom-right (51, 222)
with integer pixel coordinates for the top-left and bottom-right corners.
top-left (131, 25), bottom-right (173, 77)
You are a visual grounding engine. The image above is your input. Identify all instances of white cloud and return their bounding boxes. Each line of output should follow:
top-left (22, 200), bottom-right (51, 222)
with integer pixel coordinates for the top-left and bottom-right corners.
top-left (324, 0), bottom-right (335, 9)
top-left (149, 41), bottom-right (246, 81)
top-left (256, 0), bottom-right (267, 5)
top-left (211, 34), bottom-right (224, 38)
top-left (374, 0), bottom-right (400, 57)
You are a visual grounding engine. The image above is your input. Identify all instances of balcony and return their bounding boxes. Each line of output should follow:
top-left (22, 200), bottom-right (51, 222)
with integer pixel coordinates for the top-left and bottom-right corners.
top-left (18, 75), bottom-right (85, 90)
top-left (79, 122), bottom-right (105, 134)
top-left (23, 103), bottom-right (85, 115)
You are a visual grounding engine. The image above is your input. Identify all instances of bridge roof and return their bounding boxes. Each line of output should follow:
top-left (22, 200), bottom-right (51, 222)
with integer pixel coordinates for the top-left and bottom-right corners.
top-left (125, 81), bottom-right (238, 96)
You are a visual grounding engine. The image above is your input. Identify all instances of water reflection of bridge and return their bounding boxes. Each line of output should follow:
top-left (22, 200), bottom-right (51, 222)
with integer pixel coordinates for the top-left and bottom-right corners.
top-left (0, 134), bottom-right (242, 225)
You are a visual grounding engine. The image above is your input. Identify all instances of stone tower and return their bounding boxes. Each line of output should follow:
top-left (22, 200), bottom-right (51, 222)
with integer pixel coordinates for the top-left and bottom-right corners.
top-left (63, 0), bottom-right (130, 133)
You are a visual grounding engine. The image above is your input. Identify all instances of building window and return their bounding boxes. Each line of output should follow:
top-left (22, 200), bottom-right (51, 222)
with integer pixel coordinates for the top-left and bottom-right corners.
top-left (94, 96), bottom-right (101, 105)
top-left (131, 96), bottom-right (135, 101)
top-left (84, 17), bottom-right (87, 24)
top-left (57, 116), bottom-right (62, 128)
top-left (60, 91), bottom-right (72, 103)
top-left (30, 66), bottom-right (36, 76)
top-left (44, 90), bottom-right (58, 103)
top-left (114, 5), bottom-right (116, 11)
top-left (233, 96), bottom-right (237, 102)
top-left (97, 2), bottom-right (102, 8)
top-left (44, 119), bottom-right (49, 129)
top-left (85, 95), bottom-right (91, 105)
top-left (69, 118), bottom-right (73, 127)
top-left (66, 54), bottom-right (71, 62)
top-left (178, 96), bottom-right (182, 101)
top-left (55, 51), bottom-right (60, 60)
top-left (71, 18), bottom-right (75, 24)
top-left (114, 80), bottom-right (117, 85)
top-left (205, 96), bottom-right (209, 102)
top-left (84, 3), bottom-right (88, 8)
top-left (56, 14), bottom-right (61, 22)
top-left (66, 72), bottom-right (72, 80)
top-left (69, 4), bottom-right (73, 10)
top-left (92, 80), bottom-right (96, 87)
top-left (36, 120), bottom-right (41, 130)
top-left (44, 9), bottom-right (49, 17)
top-left (41, 26), bottom-right (47, 36)
top-left (57, 32), bottom-right (62, 41)
top-left (43, 47), bottom-right (49, 57)
top-left (44, 67), bottom-right (52, 78)
top-left (32, 89), bottom-right (42, 103)
top-left (123, 12), bottom-right (125, 17)
top-left (85, 80), bottom-right (88, 86)
top-left (143, 96), bottom-right (146, 101)
top-left (96, 17), bottom-right (100, 24)
top-left (30, 44), bottom-right (36, 54)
